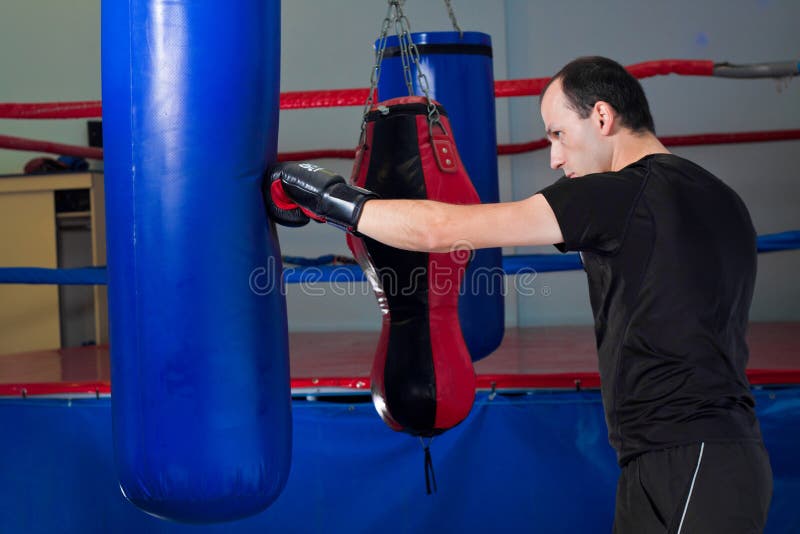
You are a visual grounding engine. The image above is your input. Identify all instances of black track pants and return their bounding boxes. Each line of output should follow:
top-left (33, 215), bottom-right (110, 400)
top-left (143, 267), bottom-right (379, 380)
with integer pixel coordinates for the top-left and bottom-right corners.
top-left (613, 441), bottom-right (772, 534)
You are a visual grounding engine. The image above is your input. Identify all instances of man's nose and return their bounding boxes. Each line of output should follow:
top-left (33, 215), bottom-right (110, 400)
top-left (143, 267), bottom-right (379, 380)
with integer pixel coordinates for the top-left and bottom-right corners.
top-left (550, 146), bottom-right (564, 170)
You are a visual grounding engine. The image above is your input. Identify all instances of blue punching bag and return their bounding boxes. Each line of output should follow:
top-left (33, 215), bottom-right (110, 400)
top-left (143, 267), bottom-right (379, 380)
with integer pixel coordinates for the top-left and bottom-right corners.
top-left (378, 32), bottom-right (504, 361)
top-left (101, 0), bottom-right (290, 523)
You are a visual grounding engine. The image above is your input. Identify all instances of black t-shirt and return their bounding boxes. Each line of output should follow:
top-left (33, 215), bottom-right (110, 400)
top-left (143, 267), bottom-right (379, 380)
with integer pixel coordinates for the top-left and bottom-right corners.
top-left (540, 153), bottom-right (762, 465)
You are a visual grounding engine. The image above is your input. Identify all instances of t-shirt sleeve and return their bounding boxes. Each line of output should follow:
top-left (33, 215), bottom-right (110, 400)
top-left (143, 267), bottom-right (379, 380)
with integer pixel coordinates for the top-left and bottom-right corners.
top-left (539, 173), bottom-right (644, 254)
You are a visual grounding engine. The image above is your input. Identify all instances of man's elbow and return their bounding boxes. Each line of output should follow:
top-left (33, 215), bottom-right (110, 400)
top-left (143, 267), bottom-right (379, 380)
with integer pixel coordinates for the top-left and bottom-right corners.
top-left (416, 207), bottom-right (455, 253)
top-left (403, 222), bottom-right (440, 252)
top-left (397, 201), bottom-right (465, 253)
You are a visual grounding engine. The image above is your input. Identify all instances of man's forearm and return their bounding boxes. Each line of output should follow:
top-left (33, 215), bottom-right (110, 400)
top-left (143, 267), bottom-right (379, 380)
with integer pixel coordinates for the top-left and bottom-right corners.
top-left (357, 199), bottom-right (451, 252)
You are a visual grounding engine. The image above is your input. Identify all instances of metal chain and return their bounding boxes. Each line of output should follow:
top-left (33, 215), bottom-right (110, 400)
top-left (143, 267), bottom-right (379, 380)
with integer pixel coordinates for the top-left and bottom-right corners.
top-left (443, 0), bottom-right (463, 36)
top-left (393, 11), bottom-right (416, 96)
top-left (359, 2), bottom-right (396, 143)
top-left (360, 0), bottom-right (442, 142)
top-left (392, 1), bottom-right (441, 125)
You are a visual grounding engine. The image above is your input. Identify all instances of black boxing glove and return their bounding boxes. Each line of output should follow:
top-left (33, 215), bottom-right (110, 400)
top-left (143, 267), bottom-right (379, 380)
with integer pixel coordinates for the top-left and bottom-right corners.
top-left (267, 162), bottom-right (378, 235)
top-left (262, 169), bottom-right (310, 228)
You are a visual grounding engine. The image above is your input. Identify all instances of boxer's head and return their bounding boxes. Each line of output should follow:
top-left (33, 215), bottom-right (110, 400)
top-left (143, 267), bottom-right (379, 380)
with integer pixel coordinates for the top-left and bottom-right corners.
top-left (540, 56), bottom-right (656, 178)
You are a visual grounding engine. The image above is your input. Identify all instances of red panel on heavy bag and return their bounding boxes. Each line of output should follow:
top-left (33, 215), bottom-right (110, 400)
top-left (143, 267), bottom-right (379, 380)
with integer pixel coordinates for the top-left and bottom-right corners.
top-left (347, 96), bottom-right (479, 437)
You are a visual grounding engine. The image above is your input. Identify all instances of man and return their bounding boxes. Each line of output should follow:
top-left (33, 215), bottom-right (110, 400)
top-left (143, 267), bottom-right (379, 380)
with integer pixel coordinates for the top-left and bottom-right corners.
top-left (267, 56), bottom-right (772, 532)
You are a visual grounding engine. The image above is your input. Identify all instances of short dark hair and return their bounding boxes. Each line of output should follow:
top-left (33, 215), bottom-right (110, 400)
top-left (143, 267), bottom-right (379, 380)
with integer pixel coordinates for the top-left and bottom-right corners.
top-left (543, 56), bottom-right (656, 134)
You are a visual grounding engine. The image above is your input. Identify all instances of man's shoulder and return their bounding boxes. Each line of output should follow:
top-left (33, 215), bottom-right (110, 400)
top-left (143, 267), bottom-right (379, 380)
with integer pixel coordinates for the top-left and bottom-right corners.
top-left (640, 153), bottom-right (714, 179)
top-left (572, 165), bottom-right (649, 190)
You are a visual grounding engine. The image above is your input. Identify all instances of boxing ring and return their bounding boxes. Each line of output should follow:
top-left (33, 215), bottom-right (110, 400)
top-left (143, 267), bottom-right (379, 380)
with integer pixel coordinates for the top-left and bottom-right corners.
top-left (1, 324), bottom-right (800, 532)
top-left (2, 1), bottom-right (800, 532)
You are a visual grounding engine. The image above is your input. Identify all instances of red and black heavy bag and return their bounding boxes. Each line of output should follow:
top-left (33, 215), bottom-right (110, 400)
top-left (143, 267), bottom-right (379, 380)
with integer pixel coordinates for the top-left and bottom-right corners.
top-left (346, 96), bottom-right (479, 437)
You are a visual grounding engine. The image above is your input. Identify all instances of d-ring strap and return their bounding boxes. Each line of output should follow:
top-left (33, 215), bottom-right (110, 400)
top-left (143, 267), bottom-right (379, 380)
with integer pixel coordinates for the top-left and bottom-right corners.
top-left (431, 122), bottom-right (457, 173)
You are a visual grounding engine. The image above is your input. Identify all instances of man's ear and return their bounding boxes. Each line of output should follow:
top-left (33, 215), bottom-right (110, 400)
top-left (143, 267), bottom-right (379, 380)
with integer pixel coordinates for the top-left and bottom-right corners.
top-left (593, 101), bottom-right (616, 136)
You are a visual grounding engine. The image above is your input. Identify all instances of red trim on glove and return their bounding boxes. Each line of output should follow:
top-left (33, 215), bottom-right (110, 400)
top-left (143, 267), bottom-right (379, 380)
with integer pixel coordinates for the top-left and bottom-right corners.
top-left (300, 206), bottom-right (325, 223)
top-left (271, 180), bottom-right (325, 222)
top-left (270, 179), bottom-right (299, 211)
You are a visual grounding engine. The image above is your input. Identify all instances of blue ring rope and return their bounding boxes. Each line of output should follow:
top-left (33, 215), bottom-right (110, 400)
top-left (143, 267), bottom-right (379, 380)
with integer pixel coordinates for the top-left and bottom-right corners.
top-left (1, 231), bottom-right (798, 286)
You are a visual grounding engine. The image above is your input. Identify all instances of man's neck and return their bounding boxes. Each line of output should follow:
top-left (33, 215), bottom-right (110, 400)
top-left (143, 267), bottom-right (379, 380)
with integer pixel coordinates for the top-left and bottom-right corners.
top-left (610, 131), bottom-right (670, 172)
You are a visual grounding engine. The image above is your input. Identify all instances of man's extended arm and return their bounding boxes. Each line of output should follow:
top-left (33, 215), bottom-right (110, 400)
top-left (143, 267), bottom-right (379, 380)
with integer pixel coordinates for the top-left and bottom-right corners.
top-left (357, 195), bottom-right (563, 252)
top-left (267, 162), bottom-right (564, 252)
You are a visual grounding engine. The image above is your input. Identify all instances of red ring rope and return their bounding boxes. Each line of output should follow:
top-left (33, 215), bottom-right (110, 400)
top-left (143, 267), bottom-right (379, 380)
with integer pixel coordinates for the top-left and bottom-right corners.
top-left (279, 130), bottom-right (800, 162)
top-left (3, 130), bottom-right (799, 162)
top-left (0, 59), bottom-right (795, 161)
top-left (0, 134), bottom-right (104, 160)
top-left (0, 59), bottom-right (720, 119)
